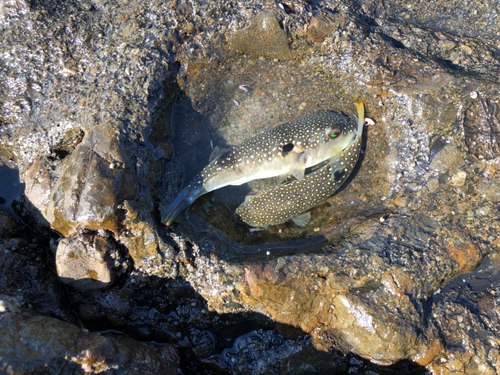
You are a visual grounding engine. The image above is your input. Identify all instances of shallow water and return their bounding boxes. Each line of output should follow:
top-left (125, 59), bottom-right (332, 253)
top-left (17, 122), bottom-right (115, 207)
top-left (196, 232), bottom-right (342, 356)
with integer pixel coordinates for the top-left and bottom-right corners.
top-left (164, 53), bottom-right (398, 250)
top-left (166, 95), bottom-right (372, 248)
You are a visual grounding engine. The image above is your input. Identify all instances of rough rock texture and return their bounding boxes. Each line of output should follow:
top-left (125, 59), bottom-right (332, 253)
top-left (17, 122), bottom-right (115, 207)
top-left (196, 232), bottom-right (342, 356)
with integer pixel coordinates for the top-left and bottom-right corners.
top-left (42, 125), bottom-right (138, 236)
top-left (0, 311), bottom-right (179, 374)
top-left (427, 253), bottom-right (500, 374)
top-left (0, 210), bottom-right (72, 322)
top-left (56, 232), bottom-right (130, 290)
top-left (464, 98), bottom-right (500, 160)
top-left (1, 0), bottom-right (500, 373)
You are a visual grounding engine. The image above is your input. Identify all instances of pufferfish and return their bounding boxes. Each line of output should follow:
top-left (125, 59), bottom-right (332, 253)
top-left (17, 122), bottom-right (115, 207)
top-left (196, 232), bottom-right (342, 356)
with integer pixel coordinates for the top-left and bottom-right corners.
top-left (162, 110), bottom-right (359, 226)
top-left (235, 102), bottom-right (365, 230)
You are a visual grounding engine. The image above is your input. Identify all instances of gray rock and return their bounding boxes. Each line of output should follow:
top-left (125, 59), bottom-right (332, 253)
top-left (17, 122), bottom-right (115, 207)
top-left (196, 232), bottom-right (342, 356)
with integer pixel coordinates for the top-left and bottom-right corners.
top-left (429, 144), bottom-right (465, 173)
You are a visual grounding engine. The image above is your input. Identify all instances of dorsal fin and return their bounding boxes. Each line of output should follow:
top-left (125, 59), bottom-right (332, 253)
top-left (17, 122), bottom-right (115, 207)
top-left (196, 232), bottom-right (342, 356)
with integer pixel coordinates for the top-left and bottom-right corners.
top-left (244, 192), bottom-right (257, 203)
top-left (209, 146), bottom-right (230, 162)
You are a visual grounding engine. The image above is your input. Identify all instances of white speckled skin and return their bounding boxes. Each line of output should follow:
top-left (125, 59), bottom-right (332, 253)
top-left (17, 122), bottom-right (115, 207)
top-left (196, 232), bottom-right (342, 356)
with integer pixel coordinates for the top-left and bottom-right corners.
top-left (235, 103), bottom-right (365, 228)
top-left (163, 110), bottom-right (358, 225)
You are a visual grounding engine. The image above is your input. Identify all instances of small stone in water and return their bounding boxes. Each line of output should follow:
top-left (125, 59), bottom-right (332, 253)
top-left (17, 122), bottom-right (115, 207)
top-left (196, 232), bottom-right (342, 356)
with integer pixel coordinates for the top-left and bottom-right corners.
top-left (451, 171), bottom-right (467, 186)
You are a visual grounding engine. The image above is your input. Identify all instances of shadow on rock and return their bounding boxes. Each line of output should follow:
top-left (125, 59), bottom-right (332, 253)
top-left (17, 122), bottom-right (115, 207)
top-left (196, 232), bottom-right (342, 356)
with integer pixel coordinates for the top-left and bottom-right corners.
top-left (67, 272), bottom-right (428, 374)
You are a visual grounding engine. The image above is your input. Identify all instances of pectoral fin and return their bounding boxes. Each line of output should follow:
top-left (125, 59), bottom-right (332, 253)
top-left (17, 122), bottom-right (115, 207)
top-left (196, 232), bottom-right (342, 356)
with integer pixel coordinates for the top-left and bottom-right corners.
top-left (209, 146), bottom-right (230, 162)
top-left (291, 212), bottom-right (311, 227)
top-left (279, 150), bottom-right (310, 184)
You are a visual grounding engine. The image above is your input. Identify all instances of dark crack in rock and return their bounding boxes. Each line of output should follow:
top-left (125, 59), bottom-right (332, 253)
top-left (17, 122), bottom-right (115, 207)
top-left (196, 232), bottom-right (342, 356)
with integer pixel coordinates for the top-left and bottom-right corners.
top-left (464, 97), bottom-right (500, 160)
top-left (51, 127), bottom-right (85, 158)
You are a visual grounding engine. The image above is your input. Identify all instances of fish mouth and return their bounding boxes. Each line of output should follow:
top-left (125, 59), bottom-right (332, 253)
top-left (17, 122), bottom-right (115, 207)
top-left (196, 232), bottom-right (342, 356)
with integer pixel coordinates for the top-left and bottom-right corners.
top-left (342, 129), bottom-right (358, 151)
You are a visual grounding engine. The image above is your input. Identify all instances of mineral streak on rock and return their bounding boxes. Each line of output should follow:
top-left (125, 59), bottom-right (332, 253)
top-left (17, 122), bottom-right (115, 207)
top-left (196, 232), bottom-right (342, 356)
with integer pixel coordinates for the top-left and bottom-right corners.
top-left (464, 97), bottom-right (500, 160)
top-left (229, 11), bottom-right (292, 60)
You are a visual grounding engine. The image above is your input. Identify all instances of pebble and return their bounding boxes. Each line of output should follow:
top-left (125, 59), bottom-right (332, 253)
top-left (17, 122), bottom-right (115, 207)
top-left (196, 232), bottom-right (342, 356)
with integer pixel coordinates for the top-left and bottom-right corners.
top-left (427, 179), bottom-right (439, 193)
top-left (394, 196), bottom-right (407, 207)
top-left (451, 171), bottom-right (467, 186)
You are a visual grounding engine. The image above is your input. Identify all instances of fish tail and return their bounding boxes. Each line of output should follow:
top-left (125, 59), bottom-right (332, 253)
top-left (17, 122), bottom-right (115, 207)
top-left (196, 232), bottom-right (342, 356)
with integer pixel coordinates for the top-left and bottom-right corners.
top-left (354, 102), bottom-right (364, 133)
top-left (162, 184), bottom-right (206, 226)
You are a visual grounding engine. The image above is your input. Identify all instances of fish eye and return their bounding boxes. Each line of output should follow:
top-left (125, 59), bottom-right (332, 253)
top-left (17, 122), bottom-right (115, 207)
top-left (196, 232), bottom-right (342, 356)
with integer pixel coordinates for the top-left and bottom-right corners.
top-left (329, 129), bottom-right (342, 138)
top-left (244, 192), bottom-right (257, 203)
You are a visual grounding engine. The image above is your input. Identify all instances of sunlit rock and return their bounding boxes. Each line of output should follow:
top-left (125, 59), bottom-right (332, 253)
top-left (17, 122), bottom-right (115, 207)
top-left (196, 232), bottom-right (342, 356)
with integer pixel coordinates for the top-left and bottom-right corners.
top-left (56, 232), bottom-right (130, 290)
top-left (44, 126), bottom-right (138, 236)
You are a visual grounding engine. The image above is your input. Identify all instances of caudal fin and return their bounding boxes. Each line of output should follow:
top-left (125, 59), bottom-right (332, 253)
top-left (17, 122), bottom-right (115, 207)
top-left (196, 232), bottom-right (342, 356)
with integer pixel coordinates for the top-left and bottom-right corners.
top-left (354, 102), bottom-right (364, 134)
top-left (162, 190), bottom-right (190, 226)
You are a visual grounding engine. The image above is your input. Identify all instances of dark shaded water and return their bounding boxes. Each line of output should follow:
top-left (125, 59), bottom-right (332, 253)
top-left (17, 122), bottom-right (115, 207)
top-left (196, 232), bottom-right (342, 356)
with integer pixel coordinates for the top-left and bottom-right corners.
top-left (0, 158), bottom-right (22, 219)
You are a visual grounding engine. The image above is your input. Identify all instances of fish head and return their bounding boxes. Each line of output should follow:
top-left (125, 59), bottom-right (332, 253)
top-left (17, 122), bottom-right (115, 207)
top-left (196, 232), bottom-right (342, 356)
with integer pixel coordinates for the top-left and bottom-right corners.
top-left (324, 121), bottom-right (357, 147)
top-left (309, 115), bottom-right (359, 164)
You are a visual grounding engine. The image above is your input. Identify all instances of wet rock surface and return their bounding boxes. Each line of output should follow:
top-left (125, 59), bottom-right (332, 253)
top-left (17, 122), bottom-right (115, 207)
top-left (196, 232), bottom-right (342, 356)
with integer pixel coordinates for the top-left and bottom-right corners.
top-left (43, 125), bottom-right (139, 236)
top-left (229, 11), bottom-right (293, 60)
top-left (1, 0), bottom-right (500, 373)
top-left (464, 97), bottom-right (500, 160)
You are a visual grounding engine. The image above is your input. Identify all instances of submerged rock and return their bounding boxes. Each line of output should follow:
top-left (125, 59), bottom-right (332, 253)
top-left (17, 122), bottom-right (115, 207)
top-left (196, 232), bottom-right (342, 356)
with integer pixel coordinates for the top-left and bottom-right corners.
top-left (464, 97), bottom-right (500, 160)
top-left (229, 11), bottom-right (292, 60)
top-left (307, 15), bottom-right (348, 43)
top-left (428, 253), bottom-right (500, 373)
